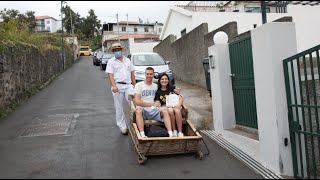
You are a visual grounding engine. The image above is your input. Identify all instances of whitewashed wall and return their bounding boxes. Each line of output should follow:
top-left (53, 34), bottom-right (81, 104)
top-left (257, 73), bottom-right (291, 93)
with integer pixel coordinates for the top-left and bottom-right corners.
top-left (209, 22), bottom-right (298, 177)
top-left (287, 4), bottom-right (320, 53)
top-left (251, 22), bottom-right (297, 176)
top-left (128, 38), bottom-right (159, 53)
top-left (161, 5), bottom-right (320, 53)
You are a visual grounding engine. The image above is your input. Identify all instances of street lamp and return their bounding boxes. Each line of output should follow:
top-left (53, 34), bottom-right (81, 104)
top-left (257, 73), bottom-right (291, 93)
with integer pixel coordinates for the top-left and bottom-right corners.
top-left (261, 1), bottom-right (267, 24)
top-left (61, 1), bottom-right (67, 71)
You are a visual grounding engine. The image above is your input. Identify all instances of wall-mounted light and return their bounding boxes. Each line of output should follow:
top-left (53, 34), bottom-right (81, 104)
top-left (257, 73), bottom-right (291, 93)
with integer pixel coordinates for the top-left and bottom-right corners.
top-left (213, 31), bottom-right (228, 44)
top-left (209, 55), bottom-right (215, 69)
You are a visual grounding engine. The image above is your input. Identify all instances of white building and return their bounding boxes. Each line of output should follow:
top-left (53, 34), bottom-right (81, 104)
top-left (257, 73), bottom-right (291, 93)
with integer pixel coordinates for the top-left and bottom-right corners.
top-left (35, 15), bottom-right (62, 33)
top-left (161, 1), bottom-right (320, 53)
top-left (102, 21), bottom-right (163, 53)
top-left (102, 21), bottom-right (163, 46)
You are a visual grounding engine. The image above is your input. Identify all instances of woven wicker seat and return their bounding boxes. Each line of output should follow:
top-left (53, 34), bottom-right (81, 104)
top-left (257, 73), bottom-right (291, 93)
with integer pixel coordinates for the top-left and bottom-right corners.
top-left (127, 95), bottom-right (203, 164)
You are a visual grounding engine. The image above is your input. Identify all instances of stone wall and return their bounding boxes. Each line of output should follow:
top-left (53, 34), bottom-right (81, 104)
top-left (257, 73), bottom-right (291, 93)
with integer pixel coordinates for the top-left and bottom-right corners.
top-left (154, 22), bottom-right (238, 88)
top-left (0, 41), bottom-right (73, 112)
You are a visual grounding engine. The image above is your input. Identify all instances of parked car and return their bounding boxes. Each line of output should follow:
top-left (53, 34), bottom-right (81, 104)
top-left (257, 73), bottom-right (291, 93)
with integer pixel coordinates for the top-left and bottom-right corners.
top-left (100, 53), bottom-right (114, 70)
top-left (93, 52), bottom-right (103, 66)
top-left (127, 52), bottom-right (175, 85)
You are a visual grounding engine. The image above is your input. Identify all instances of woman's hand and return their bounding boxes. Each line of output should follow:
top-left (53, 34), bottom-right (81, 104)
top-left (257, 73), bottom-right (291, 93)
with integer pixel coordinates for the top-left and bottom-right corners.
top-left (173, 87), bottom-right (181, 94)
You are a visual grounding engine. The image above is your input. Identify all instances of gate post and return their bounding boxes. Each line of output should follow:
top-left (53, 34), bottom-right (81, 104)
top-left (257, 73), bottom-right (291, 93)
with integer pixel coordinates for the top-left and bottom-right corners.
top-left (208, 33), bottom-right (236, 133)
top-left (251, 22), bottom-right (297, 176)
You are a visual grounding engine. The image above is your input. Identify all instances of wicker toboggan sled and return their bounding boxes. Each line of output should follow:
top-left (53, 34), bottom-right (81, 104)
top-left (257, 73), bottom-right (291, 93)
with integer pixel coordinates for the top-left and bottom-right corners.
top-left (127, 95), bottom-right (204, 164)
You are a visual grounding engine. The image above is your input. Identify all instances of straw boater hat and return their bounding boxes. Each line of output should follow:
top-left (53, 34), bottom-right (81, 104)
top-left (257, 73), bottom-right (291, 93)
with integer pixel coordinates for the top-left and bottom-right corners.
top-left (111, 43), bottom-right (122, 50)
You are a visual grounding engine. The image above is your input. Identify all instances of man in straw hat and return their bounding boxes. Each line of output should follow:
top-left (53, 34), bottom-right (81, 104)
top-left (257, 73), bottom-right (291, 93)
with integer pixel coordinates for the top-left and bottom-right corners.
top-left (105, 43), bottom-right (136, 135)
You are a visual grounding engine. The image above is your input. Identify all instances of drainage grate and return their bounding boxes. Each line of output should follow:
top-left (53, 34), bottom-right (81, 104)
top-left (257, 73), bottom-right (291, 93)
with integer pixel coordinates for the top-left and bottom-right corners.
top-left (19, 113), bottom-right (78, 138)
top-left (200, 130), bottom-right (283, 179)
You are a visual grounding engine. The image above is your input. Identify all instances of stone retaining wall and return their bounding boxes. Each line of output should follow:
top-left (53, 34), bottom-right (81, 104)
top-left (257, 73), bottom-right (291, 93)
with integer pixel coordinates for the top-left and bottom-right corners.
top-left (0, 41), bottom-right (73, 112)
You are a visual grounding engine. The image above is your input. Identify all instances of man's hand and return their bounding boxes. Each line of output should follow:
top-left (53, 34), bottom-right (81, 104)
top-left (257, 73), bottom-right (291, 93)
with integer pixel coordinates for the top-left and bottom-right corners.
top-left (155, 101), bottom-right (161, 108)
top-left (112, 85), bottom-right (119, 93)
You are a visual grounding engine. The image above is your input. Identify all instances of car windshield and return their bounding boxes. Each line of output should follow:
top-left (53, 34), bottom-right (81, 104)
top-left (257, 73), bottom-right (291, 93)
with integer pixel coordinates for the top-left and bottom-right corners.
top-left (132, 54), bottom-right (166, 66)
top-left (102, 53), bottom-right (114, 59)
top-left (80, 48), bottom-right (89, 51)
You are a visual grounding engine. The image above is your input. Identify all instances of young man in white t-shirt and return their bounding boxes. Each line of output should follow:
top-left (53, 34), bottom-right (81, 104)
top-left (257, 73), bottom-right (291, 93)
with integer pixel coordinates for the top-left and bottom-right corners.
top-left (134, 67), bottom-right (172, 138)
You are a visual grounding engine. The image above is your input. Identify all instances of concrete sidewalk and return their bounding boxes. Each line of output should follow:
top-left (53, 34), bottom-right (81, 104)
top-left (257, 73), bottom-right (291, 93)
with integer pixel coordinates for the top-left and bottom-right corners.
top-left (175, 80), bottom-right (213, 130)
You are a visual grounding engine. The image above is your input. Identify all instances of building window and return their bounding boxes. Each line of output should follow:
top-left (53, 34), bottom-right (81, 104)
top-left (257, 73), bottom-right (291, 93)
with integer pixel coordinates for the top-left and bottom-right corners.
top-left (46, 20), bottom-right (50, 24)
top-left (121, 27), bottom-right (126, 32)
top-left (134, 28), bottom-right (138, 32)
top-left (181, 28), bottom-right (186, 37)
top-left (46, 26), bottom-right (50, 31)
top-left (159, 28), bottom-right (162, 33)
top-left (144, 27), bottom-right (149, 32)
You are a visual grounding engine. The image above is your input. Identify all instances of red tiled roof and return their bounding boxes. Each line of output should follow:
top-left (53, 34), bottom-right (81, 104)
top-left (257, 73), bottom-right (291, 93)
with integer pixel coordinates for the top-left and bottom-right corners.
top-left (35, 15), bottom-right (51, 20)
top-left (108, 34), bottom-right (159, 41)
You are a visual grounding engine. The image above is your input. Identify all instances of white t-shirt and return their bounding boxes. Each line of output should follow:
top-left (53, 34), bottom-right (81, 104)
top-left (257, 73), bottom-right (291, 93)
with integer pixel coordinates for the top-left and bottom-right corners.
top-left (134, 81), bottom-right (158, 104)
top-left (105, 56), bottom-right (135, 83)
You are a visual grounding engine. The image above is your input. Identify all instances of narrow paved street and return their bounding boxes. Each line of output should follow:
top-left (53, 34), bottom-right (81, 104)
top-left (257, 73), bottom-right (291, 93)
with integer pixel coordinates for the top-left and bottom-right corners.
top-left (0, 57), bottom-right (262, 179)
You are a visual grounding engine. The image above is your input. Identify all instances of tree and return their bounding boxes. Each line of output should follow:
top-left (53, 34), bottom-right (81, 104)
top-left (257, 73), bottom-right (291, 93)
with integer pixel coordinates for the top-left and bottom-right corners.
top-left (81, 9), bottom-right (101, 38)
top-left (18, 11), bottom-right (36, 31)
top-left (0, 8), bottom-right (36, 31)
top-left (62, 5), bottom-right (81, 34)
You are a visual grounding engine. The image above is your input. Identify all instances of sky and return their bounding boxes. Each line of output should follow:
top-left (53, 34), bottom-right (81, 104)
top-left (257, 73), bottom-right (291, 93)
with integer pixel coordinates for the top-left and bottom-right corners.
top-left (0, 1), bottom-right (190, 23)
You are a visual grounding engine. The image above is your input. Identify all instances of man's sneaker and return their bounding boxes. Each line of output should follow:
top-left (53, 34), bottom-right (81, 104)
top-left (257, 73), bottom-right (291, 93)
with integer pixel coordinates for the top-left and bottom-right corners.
top-left (140, 132), bottom-right (148, 138)
top-left (121, 128), bottom-right (128, 135)
top-left (141, 134), bottom-right (148, 138)
top-left (178, 132), bottom-right (184, 137)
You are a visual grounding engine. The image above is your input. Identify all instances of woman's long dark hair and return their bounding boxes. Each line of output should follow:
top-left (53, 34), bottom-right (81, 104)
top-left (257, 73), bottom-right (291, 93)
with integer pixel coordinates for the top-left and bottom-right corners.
top-left (157, 73), bottom-right (171, 91)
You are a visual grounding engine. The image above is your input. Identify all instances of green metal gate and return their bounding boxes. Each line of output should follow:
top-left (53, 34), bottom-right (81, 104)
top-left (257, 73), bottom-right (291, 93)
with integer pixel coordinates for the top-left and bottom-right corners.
top-left (229, 35), bottom-right (258, 129)
top-left (283, 44), bottom-right (320, 179)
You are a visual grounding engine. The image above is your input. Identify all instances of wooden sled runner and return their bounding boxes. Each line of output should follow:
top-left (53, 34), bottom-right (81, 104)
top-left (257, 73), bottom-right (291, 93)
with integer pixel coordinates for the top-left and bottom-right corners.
top-left (127, 95), bottom-right (204, 164)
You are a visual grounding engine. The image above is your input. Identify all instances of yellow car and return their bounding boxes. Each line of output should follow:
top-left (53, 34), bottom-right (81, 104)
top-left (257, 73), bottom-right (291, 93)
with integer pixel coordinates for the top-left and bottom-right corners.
top-left (79, 46), bottom-right (91, 56)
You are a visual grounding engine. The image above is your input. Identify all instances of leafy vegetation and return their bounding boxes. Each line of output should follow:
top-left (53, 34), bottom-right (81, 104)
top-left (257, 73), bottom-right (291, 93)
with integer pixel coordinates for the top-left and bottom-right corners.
top-left (62, 5), bottom-right (101, 42)
top-left (0, 5), bottom-right (102, 50)
top-left (0, 9), bottom-right (71, 51)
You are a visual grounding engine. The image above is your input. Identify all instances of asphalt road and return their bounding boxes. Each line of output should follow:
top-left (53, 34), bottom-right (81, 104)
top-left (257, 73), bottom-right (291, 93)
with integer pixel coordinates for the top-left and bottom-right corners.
top-left (0, 56), bottom-right (263, 179)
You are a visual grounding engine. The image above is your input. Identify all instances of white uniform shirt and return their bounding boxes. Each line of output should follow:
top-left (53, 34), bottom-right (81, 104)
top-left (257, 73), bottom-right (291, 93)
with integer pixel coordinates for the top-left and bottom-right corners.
top-left (105, 56), bottom-right (135, 84)
top-left (134, 81), bottom-right (158, 104)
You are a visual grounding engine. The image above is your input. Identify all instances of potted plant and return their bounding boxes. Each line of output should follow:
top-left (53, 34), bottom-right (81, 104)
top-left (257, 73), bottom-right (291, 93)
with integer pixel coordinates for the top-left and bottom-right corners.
top-left (232, 1), bottom-right (240, 12)
top-left (216, 2), bottom-right (225, 12)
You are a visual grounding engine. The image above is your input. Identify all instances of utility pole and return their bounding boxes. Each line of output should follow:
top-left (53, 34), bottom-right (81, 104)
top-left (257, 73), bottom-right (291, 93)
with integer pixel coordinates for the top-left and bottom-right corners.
top-left (261, 1), bottom-right (267, 24)
top-left (116, 13), bottom-right (120, 44)
top-left (126, 13), bottom-right (129, 35)
top-left (61, 1), bottom-right (65, 71)
top-left (70, 10), bottom-right (75, 63)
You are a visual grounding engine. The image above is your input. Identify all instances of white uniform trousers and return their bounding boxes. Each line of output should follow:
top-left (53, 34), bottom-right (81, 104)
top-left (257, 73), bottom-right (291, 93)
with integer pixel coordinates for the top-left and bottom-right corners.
top-left (111, 83), bottom-right (134, 130)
